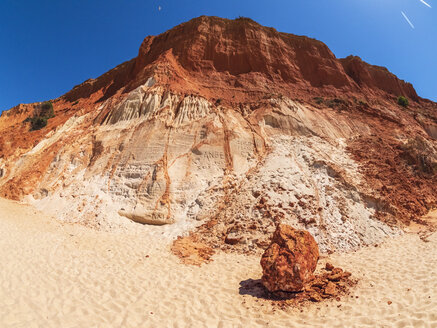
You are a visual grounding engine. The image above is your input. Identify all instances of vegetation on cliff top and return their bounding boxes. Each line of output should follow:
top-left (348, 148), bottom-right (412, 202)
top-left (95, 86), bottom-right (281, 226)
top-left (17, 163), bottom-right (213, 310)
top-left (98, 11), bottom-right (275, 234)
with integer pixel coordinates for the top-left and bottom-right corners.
top-left (24, 101), bottom-right (55, 131)
top-left (397, 96), bottom-right (409, 108)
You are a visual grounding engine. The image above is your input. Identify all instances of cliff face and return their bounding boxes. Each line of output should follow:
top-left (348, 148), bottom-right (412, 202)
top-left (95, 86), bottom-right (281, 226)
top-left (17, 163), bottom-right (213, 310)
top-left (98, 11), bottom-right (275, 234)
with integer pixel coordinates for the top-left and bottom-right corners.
top-left (339, 56), bottom-right (418, 101)
top-left (0, 16), bottom-right (436, 253)
top-left (61, 16), bottom-right (420, 107)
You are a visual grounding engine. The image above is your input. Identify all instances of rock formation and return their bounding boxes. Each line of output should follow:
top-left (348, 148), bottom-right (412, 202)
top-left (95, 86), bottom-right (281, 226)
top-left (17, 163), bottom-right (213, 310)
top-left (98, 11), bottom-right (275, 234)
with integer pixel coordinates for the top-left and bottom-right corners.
top-left (0, 16), bottom-right (436, 252)
top-left (260, 224), bottom-right (319, 292)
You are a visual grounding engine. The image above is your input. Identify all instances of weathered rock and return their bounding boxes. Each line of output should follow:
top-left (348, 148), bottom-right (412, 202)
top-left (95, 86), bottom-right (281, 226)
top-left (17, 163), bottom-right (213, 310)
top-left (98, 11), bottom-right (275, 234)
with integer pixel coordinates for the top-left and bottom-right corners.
top-left (327, 267), bottom-right (344, 282)
top-left (324, 281), bottom-right (337, 296)
top-left (225, 232), bottom-right (243, 245)
top-left (325, 262), bottom-right (335, 271)
top-left (171, 236), bottom-right (215, 266)
top-left (260, 224), bottom-right (319, 292)
top-left (118, 208), bottom-right (174, 225)
top-left (309, 293), bottom-right (323, 302)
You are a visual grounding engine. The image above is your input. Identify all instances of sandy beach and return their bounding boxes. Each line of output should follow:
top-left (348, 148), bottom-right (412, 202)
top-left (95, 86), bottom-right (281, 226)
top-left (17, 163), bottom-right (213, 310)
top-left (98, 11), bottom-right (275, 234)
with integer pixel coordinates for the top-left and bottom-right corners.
top-left (0, 197), bottom-right (436, 328)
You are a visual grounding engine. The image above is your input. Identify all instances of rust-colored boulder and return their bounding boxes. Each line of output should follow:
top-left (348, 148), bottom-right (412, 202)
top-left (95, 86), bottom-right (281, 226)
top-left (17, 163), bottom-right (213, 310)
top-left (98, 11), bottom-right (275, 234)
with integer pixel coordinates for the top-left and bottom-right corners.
top-left (260, 224), bottom-right (319, 292)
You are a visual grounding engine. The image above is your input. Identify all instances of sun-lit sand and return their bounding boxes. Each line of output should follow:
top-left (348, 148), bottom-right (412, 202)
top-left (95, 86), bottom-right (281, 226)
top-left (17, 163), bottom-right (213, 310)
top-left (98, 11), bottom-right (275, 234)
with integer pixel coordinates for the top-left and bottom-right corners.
top-left (0, 197), bottom-right (436, 327)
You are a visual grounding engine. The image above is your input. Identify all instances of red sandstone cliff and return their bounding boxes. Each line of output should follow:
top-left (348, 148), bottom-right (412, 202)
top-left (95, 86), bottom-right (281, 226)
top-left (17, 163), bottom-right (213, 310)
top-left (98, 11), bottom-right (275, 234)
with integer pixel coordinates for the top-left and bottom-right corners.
top-left (0, 16), bottom-right (436, 252)
top-left (57, 16), bottom-right (423, 107)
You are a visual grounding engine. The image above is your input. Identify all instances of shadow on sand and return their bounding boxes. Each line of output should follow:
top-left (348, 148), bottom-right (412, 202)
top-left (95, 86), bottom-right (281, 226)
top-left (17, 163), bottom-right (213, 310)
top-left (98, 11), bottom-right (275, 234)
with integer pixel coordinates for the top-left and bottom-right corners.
top-left (239, 278), bottom-right (303, 301)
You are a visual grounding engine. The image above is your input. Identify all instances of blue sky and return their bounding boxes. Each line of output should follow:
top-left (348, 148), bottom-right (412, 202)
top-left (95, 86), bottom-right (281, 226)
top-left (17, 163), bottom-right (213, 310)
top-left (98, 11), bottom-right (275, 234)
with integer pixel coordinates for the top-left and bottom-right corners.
top-left (0, 0), bottom-right (435, 113)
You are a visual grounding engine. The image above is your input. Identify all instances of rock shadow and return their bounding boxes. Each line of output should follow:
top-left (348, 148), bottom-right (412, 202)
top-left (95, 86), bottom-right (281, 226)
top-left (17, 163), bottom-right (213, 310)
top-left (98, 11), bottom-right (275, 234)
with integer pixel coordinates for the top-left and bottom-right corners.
top-left (239, 278), bottom-right (303, 301)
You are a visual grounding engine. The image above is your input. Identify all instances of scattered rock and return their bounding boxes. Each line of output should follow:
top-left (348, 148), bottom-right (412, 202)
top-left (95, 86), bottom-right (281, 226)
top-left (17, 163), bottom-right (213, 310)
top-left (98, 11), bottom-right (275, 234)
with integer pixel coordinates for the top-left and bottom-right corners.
top-left (324, 281), bottom-right (337, 296)
top-left (241, 258), bottom-right (356, 309)
top-left (171, 235), bottom-right (215, 266)
top-left (225, 232), bottom-right (242, 245)
top-left (311, 279), bottom-right (325, 288)
top-left (325, 262), bottom-right (335, 271)
top-left (309, 293), bottom-right (322, 302)
top-left (328, 273), bottom-right (343, 282)
top-left (260, 224), bottom-right (319, 292)
top-left (118, 208), bottom-right (174, 225)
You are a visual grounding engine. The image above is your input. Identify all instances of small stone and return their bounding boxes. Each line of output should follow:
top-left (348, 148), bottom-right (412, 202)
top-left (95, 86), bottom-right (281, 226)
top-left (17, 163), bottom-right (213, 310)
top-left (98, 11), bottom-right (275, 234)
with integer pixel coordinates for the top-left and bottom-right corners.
top-left (324, 281), bottom-right (337, 296)
top-left (309, 293), bottom-right (322, 302)
top-left (311, 279), bottom-right (325, 288)
top-left (304, 285), bottom-right (315, 292)
top-left (328, 273), bottom-right (343, 282)
top-left (225, 232), bottom-right (242, 245)
top-left (387, 301), bottom-right (392, 305)
top-left (325, 262), bottom-right (335, 271)
top-left (342, 271), bottom-right (352, 278)
top-left (331, 268), bottom-right (343, 275)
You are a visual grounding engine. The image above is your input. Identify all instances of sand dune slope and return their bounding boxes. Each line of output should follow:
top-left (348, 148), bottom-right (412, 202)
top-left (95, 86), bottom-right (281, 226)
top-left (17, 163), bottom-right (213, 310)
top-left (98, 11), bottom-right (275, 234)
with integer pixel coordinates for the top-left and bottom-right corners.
top-left (0, 198), bottom-right (436, 328)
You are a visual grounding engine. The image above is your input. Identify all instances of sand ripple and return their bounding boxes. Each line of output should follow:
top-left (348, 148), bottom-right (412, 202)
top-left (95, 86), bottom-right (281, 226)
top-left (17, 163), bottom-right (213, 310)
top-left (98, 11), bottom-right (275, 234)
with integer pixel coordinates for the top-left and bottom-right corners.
top-left (0, 198), bottom-right (436, 327)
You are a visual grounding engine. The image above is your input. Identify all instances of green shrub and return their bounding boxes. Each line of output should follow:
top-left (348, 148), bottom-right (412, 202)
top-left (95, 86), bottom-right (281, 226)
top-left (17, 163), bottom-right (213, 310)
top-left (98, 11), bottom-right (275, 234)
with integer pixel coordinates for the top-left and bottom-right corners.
top-left (25, 101), bottom-right (55, 131)
top-left (327, 98), bottom-right (345, 108)
top-left (358, 100), bottom-right (368, 107)
top-left (313, 97), bottom-right (324, 105)
top-left (29, 117), bottom-right (48, 131)
top-left (397, 96), bottom-right (409, 108)
top-left (40, 101), bottom-right (54, 118)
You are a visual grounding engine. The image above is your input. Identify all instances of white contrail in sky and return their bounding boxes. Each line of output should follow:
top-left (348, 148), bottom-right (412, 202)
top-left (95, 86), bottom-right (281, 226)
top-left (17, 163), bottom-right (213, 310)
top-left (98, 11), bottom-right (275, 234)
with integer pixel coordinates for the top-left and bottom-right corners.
top-left (401, 11), bottom-right (415, 29)
top-left (419, 0), bottom-right (432, 8)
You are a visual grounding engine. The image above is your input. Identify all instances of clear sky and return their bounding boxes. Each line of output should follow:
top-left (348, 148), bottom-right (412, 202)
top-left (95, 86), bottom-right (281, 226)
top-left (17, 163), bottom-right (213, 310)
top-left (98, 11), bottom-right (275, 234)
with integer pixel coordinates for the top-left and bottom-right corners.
top-left (0, 0), bottom-right (435, 113)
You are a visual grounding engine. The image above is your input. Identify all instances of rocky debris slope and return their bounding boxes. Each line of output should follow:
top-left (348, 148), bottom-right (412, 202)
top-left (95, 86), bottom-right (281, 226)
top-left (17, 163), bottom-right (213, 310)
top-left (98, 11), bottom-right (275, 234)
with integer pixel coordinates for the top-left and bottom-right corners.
top-left (189, 135), bottom-right (399, 253)
top-left (0, 16), bottom-right (436, 252)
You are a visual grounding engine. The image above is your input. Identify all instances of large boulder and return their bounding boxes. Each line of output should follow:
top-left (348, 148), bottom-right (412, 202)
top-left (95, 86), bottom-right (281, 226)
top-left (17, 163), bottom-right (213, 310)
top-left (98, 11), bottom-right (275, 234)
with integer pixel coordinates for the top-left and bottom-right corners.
top-left (260, 224), bottom-right (319, 292)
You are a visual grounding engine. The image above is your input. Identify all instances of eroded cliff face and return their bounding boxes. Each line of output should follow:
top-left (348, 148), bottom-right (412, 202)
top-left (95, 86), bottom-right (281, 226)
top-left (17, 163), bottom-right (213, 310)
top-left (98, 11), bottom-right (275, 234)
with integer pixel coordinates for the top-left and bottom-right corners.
top-left (0, 16), bottom-right (436, 253)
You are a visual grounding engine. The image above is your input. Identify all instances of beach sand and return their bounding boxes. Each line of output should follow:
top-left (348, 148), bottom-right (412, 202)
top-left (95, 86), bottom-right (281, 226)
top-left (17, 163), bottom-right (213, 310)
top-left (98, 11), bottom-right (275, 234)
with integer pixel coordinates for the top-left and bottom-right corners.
top-left (0, 197), bottom-right (436, 327)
